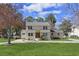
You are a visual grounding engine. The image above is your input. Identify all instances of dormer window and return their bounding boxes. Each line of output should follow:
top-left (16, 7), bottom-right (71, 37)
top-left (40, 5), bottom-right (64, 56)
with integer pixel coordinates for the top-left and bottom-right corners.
top-left (43, 26), bottom-right (47, 30)
top-left (28, 26), bottom-right (32, 30)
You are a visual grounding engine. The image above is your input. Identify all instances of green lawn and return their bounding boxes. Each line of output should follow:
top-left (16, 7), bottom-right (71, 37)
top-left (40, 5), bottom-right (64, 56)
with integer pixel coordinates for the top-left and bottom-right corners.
top-left (0, 38), bottom-right (14, 42)
top-left (0, 43), bottom-right (79, 56)
top-left (0, 38), bottom-right (8, 42)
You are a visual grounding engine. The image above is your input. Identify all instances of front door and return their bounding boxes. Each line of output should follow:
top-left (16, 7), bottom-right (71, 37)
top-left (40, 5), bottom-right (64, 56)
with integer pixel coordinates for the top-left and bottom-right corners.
top-left (35, 32), bottom-right (40, 38)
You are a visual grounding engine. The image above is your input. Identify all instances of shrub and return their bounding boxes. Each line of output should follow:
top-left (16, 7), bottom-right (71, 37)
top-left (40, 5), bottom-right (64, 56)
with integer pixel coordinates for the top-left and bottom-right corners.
top-left (70, 35), bottom-right (79, 39)
top-left (40, 35), bottom-right (48, 40)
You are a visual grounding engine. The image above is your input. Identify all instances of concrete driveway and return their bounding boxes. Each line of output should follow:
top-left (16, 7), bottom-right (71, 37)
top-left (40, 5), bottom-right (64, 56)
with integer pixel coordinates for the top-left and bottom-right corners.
top-left (0, 39), bottom-right (79, 45)
top-left (11, 39), bottom-right (79, 43)
top-left (0, 42), bottom-right (8, 45)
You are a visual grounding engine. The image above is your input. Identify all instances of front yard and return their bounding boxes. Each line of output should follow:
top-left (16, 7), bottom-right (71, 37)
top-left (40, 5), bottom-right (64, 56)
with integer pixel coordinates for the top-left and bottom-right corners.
top-left (0, 43), bottom-right (79, 56)
top-left (0, 38), bottom-right (14, 42)
top-left (0, 38), bottom-right (8, 42)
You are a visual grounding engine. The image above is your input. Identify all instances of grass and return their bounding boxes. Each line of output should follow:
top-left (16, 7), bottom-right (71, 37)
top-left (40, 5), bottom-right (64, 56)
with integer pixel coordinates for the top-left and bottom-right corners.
top-left (0, 43), bottom-right (79, 56)
top-left (0, 38), bottom-right (8, 42)
top-left (0, 38), bottom-right (14, 42)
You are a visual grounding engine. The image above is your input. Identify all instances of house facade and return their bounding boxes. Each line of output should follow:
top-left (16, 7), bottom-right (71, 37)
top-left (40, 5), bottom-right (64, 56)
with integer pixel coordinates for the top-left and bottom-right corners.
top-left (21, 21), bottom-right (51, 41)
top-left (69, 25), bottom-right (79, 37)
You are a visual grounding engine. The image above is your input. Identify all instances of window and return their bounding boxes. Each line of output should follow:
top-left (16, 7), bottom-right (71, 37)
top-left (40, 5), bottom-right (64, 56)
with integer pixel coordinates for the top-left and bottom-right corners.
top-left (51, 33), bottom-right (53, 35)
top-left (28, 33), bottom-right (30, 36)
top-left (43, 33), bottom-right (48, 36)
top-left (22, 33), bottom-right (25, 35)
top-left (58, 33), bottom-right (60, 35)
top-left (31, 33), bottom-right (33, 36)
top-left (28, 26), bottom-right (32, 30)
top-left (28, 33), bottom-right (33, 36)
top-left (43, 26), bottom-right (47, 30)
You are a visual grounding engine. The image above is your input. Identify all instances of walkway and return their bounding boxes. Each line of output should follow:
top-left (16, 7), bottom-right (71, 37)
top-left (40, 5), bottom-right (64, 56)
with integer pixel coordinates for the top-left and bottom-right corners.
top-left (0, 39), bottom-right (79, 45)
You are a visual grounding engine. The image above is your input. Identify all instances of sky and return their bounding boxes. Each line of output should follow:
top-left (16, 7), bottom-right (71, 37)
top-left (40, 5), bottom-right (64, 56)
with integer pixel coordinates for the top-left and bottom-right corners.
top-left (12, 3), bottom-right (79, 26)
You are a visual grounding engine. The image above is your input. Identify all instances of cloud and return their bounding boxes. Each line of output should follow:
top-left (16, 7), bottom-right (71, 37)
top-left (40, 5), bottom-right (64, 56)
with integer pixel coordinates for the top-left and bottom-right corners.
top-left (23, 4), bottom-right (42, 12)
top-left (38, 11), bottom-right (52, 16)
top-left (38, 10), bottom-right (61, 17)
top-left (18, 3), bottom-right (62, 19)
top-left (23, 3), bottom-right (63, 12)
top-left (52, 10), bottom-right (62, 14)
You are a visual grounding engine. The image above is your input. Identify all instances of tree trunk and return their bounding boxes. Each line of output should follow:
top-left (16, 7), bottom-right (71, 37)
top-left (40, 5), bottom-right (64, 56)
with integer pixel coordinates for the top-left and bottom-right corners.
top-left (7, 26), bottom-right (11, 44)
top-left (8, 36), bottom-right (11, 44)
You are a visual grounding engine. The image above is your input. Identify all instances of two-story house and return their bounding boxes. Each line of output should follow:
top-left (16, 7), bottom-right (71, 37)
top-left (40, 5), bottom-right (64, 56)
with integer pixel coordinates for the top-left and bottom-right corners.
top-left (69, 25), bottom-right (79, 37)
top-left (21, 21), bottom-right (51, 41)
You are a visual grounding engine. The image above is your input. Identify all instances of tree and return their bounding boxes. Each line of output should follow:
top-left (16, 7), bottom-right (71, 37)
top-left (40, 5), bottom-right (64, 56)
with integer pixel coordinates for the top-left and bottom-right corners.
top-left (25, 16), bottom-right (33, 22)
top-left (0, 4), bottom-right (24, 44)
top-left (66, 4), bottom-right (79, 13)
top-left (66, 4), bottom-right (79, 26)
top-left (72, 11), bottom-right (79, 26)
top-left (59, 18), bottom-right (72, 36)
top-left (47, 14), bottom-right (56, 23)
top-left (47, 13), bottom-right (56, 29)
top-left (35, 17), bottom-right (44, 22)
top-left (13, 13), bottom-right (25, 36)
top-left (47, 13), bottom-right (56, 39)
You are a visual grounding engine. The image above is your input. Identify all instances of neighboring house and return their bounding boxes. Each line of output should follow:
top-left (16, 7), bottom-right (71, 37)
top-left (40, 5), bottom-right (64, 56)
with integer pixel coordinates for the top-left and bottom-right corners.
top-left (21, 21), bottom-right (51, 41)
top-left (69, 25), bottom-right (79, 37)
top-left (52, 30), bottom-right (64, 39)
